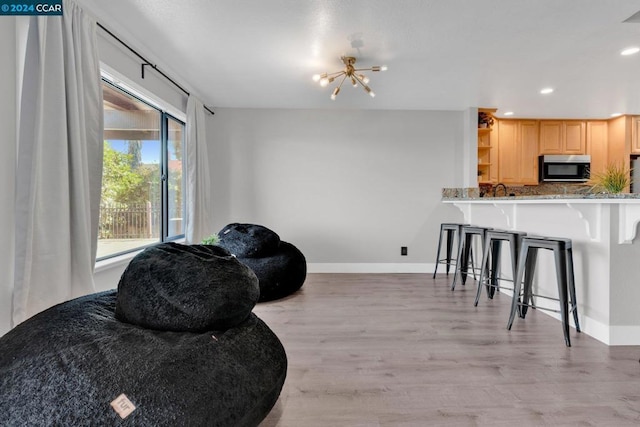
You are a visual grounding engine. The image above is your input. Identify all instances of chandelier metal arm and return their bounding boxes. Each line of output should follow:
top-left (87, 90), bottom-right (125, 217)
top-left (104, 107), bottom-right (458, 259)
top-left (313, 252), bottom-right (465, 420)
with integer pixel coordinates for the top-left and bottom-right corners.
top-left (326, 70), bottom-right (346, 77)
top-left (331, 74), bottom-right (349, 100)
top-left (352, 73), bottom-right (373, 96)
top-left (336, 74), bottom-right (348, 89)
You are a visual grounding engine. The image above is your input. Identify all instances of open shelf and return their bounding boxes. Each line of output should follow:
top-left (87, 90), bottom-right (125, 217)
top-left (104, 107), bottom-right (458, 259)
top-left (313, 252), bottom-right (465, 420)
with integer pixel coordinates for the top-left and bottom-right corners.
top-left (477, 108), bottom-right (497, 184)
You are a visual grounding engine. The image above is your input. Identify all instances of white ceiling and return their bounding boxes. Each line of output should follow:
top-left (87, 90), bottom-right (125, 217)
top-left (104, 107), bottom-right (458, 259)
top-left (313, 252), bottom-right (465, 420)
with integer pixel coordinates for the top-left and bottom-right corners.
top-left (80, 0), bottom-right (640, 119)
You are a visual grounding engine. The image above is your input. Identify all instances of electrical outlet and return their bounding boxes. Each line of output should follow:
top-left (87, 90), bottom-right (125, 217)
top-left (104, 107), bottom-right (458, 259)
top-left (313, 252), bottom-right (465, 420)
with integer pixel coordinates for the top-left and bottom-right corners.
top-left (401, 246), bottom-right (408, 256)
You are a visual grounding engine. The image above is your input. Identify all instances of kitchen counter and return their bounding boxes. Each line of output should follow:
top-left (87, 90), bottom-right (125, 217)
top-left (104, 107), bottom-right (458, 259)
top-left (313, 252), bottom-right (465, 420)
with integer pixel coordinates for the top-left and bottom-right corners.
top-left (443, 195), bottom-right (640, 345)
top-left (445, 193), bottom-right (640, 201)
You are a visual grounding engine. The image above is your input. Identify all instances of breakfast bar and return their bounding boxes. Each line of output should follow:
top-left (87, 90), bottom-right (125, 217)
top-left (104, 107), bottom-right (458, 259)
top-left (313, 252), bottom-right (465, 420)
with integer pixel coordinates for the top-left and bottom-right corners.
top-left (442, 194), bottom-right (640, 346)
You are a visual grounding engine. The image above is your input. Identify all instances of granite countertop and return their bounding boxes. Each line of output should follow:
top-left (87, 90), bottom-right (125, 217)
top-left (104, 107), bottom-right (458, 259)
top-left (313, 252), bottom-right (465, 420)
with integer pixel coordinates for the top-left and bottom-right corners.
top-left (450, 193), bottom-right (640, 200)
top-left (441, 187), bottom-right (640, 201)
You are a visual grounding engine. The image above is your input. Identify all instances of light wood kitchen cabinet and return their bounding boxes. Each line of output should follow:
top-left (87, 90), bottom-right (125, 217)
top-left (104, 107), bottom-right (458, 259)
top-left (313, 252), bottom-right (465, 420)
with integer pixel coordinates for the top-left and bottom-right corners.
top-left (497, 119), bottom-right (539, 185)
top-left (477, 128), bottom-right (498, 184)
top-left (539, 121), bottom-right (586, 154)
top-left (519, 121), bottom-right (539, 184)
top-left (477, 109), bottom-right (497, 184)
top-left (587, 121), bottom-right (608, 178)
top-left (631, 116), bottom-right (640, 154)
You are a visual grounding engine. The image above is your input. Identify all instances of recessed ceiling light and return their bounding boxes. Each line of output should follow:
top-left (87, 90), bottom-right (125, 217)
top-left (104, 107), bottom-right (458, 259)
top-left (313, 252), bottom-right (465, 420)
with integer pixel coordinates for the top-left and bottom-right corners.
top-left (540, 88), bottom-right (554, 95)
top-left (610, 112), bottom-right (623, 117)
top-left (504, 111), bottom-right (514, 116)
top-left (621, 47), bottom-right (640, 56)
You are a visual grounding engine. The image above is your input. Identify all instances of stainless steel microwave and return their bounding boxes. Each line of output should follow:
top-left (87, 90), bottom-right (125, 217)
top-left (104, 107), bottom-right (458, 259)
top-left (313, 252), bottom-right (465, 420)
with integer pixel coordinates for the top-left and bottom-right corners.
top-left (539, 155), bottom-right (591, 182)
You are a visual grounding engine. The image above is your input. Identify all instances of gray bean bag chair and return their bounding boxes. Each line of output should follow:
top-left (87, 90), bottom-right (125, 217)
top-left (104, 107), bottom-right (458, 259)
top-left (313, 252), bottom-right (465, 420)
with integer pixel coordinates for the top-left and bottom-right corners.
top-left (218, 223), bottom-right (307, 302)
top-left (0, 243), bottom-right (287, 426)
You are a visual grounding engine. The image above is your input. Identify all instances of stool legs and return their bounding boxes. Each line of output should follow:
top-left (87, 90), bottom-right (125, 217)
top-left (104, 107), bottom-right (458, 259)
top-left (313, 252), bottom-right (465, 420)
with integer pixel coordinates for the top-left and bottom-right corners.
top-left (433, 224), bottom-right (462, 279)
top-left (508, 237), bottom-right (580, 347)
top-left (508, 242), bottom-right (529, 330)
top-left (475, 237), bottom-right (498, 306)
top-left (567, 247), bottom-right (581, 332)
top-left (488, 241), bottom-right (501, 298)
top-left (553, 246), bottom-right (571, 347)
top-left (451, 233), bottom-right (472, 290)
top-left (519, 248), bottom-right (538, 318)
top-left (433, 227), bottom-right (445, 279)
top-left (446, 230), bottom-right (456, 275)
top-left (452, 228), bottom-right (485, 291)
top-left (475, 231), bottom-right (526, 307)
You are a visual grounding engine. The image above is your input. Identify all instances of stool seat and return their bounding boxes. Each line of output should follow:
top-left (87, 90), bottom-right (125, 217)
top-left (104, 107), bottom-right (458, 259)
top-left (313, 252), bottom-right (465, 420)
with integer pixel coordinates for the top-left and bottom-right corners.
top-left (507, 236), bottom-right (580, 347)
top-left (475, 229), bottom-right (527, 306)
top-left (433, 223), bottom-right (469, 278)
top-left (451, 225), bottom-right (492, 291)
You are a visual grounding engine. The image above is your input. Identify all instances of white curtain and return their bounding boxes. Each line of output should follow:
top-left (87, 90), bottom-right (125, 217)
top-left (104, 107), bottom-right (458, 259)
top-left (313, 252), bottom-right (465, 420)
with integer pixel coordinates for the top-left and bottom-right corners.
top-left (13, 0), bottom-right (103, 326)
top-left (185, 96), bottom-right (213, 243)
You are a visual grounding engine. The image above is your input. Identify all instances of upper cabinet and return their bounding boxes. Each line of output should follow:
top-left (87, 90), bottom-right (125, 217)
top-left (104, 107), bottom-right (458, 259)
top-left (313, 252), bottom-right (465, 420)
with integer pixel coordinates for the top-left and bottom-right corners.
top-left (587, 121), bottom-right (608, 178)
top-left (539, 121), bottom-right (586, 154)
top-left (497, 119), bottom-right (539, 185)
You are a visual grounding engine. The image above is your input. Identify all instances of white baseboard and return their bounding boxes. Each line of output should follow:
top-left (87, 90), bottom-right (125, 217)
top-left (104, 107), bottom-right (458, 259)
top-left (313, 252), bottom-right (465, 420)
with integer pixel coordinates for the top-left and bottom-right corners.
top-left (609, 326), bottom-right (640, 346)
top-left (307, 263), bottom-right (435, 273)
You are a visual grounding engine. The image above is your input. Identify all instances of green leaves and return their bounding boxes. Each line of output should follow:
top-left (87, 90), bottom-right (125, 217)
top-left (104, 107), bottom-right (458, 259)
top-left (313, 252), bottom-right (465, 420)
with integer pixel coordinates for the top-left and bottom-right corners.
top-left (101, 141), bottom-right (160, 205)
top-left (590, 162), bottom-right (630, 194)
top-left (201, 233), bottom-right (220, 245)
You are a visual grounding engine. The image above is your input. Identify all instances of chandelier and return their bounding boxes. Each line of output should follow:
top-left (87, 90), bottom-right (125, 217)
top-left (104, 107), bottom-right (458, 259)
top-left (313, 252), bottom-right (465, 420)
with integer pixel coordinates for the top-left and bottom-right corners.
top-left (312, 56), bottom-right (387, 100)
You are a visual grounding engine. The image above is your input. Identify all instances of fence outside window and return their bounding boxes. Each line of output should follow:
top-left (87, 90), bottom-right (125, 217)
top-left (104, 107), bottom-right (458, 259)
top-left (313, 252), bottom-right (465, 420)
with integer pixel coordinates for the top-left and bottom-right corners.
top-left (98, 202), bottom-right (161, 240)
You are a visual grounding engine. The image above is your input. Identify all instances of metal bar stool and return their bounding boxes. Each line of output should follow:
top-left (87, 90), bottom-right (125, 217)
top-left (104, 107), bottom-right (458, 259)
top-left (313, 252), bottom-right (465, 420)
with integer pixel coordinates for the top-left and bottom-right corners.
top-left (451, 225), bottom-right (491, 291)
top-left (507, 236), bottom-right (581, 347)
top-left (433, 223), bottom-right (468, 278)
top-left (474, 229), bottom-right (527, 306)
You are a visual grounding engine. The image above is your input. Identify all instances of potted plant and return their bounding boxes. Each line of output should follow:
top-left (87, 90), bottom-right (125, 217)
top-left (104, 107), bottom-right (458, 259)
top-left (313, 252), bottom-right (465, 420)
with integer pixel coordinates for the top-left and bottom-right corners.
top-left (201, 233), bottom-right (220, 245)
top-left (589, 162), bottom-right (630, 194)
top-left (478, 112), bottom-right (494, 128)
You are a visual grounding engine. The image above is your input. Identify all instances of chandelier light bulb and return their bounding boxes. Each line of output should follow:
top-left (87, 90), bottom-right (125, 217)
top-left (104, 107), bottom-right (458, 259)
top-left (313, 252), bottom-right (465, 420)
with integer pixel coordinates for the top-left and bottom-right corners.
top-left (312, 74), bottom-right (321, 82)
top-left (380, 65), bottom-right (388, 71)
top-left (359, 74), bottom-right (370, 84)
top-left (319, 77), bottom-right (329, 87)
top-left (351, 77), bottom-right (357, 87)
top-left (331, 87), bottom-right (340, 100)
top-left (363, 85), bottom-right (375, 97)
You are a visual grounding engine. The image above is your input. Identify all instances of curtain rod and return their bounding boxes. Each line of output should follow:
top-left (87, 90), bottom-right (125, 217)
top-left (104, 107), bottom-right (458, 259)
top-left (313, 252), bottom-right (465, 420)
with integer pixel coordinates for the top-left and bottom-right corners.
top-left (96, 22), bottom-right (215, 115)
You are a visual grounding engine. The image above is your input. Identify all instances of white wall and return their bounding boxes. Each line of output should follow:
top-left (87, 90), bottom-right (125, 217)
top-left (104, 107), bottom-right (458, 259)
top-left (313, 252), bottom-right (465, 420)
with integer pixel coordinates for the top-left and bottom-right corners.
top-left (0, 18), bottom-right (17, 335)
top-left (207, 108), bottom-right (464, 271)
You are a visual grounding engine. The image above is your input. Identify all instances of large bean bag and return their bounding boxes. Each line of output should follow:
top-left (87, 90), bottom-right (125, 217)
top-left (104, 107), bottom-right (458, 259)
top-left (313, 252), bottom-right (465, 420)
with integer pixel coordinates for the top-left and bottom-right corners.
top-left (218, 223), bottom-right (307, 302)
top-left (0, 243), bottom-right (287, 426)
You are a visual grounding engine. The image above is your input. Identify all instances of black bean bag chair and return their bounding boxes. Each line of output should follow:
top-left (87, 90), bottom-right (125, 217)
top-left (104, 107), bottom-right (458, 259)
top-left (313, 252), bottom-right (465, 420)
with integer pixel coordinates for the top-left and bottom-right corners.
top-left (0, 243), bottom-right (287, 427)
top-left (218, 223), bottom-right (307, 302)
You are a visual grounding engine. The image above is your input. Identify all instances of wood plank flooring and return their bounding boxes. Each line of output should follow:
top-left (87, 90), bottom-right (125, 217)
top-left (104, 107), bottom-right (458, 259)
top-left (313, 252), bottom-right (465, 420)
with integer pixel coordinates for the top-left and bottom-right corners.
top-left (254, 273), bottom-right (640, 426)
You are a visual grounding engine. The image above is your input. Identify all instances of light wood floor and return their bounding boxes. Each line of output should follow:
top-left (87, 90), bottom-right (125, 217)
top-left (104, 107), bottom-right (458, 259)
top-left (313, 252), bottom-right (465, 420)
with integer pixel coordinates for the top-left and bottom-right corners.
top-left (254, 273), bottom-right (640, 426)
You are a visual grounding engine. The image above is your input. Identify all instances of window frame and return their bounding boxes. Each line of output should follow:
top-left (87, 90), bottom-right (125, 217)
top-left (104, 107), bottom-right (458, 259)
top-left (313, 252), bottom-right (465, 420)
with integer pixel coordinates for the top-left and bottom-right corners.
top-left (162, 112), bottom-right (187, 244)
top-left (98, 78), bottom-right (186, 261)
